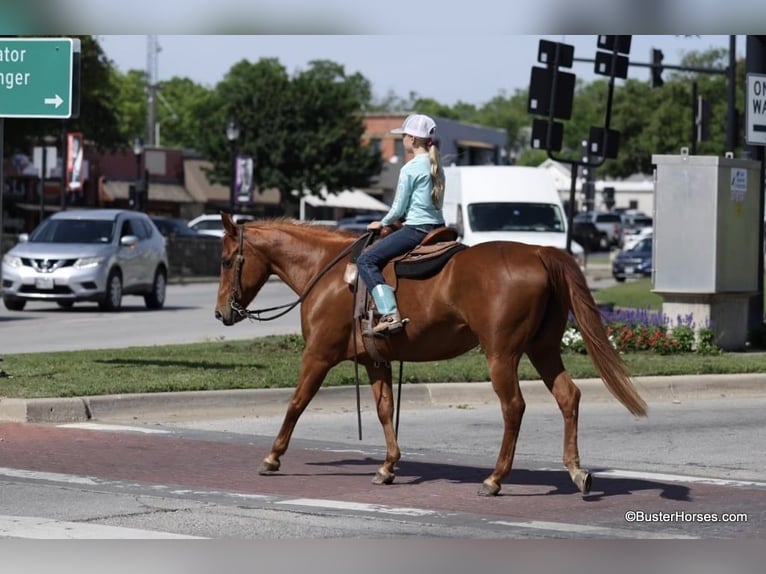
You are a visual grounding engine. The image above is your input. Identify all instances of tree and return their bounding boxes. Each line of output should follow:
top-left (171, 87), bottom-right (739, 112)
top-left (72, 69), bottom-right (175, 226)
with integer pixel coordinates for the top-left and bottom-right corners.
top-left (110, 69), bottom-right (148, 145)
top-left (284, 60), bottom-right (381, 206)
top-left (154, 77), bottom-right (212, 149)
top-left (197, 58), bottom-right (381, 214)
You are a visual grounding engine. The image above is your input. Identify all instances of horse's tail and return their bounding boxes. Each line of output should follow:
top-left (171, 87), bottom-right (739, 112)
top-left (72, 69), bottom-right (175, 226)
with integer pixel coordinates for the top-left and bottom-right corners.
top-left (538, 247), bottom-right (648, 417)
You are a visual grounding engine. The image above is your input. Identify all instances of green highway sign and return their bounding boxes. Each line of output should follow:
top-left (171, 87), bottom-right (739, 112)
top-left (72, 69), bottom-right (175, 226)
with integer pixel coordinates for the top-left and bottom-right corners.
top-left (0, 37), bottom-right (74, 119)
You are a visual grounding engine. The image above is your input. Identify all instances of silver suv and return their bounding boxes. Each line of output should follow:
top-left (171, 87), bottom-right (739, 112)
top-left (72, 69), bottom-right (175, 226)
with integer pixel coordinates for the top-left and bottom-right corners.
top-left (2, 209), bottom-right (168, 311)
top-left (573, 211), bottom-right (623, 248)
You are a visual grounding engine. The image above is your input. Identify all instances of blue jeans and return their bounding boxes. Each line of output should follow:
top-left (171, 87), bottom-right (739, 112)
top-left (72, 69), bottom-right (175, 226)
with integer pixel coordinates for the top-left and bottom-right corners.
top-left (357, 224), bottom-right (441, 290)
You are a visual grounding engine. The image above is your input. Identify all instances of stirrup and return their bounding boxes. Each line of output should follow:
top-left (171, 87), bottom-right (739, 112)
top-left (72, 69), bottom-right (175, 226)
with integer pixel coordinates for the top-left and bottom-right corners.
top-left (372, 312), bottom-right (407, 336)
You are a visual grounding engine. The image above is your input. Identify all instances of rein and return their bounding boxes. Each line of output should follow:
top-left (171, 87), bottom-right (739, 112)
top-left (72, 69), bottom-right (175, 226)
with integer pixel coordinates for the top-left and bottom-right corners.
top-left (228, 223), bottom-right (405, 442)
top-left (229, 225), bottom-right (372, 322)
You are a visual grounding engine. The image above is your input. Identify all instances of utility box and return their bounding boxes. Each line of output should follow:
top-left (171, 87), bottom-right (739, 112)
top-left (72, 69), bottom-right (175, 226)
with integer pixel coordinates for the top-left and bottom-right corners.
top-left (652, 151), bottom-right (762, 350)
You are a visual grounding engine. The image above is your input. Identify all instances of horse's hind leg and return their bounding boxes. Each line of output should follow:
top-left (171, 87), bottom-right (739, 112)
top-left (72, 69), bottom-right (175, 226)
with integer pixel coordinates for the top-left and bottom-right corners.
top-left (259, 356), bottom-right (333, 475)
top-left (527, 345), bottom-right (591, 495)
top-left (480, 353), bottom-right (524, 497)
top-left (365, 362), bottom-right (400, 485)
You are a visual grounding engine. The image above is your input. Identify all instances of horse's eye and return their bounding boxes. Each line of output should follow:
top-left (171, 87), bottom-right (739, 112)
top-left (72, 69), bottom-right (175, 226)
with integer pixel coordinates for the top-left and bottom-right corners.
top-left (222, 258), bottom-right (232, 269)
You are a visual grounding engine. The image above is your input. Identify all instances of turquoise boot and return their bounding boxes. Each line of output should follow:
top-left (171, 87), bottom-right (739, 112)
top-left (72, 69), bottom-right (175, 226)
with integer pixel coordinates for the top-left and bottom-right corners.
top-left (370, 284), bottom-right (405, 334)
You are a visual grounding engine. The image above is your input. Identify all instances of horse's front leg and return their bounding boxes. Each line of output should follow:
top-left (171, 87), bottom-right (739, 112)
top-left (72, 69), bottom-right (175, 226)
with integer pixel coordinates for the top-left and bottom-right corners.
top-left (259, 352), bottom-right (333, 475)
top-left (365, 362), bottom-right (399, 485)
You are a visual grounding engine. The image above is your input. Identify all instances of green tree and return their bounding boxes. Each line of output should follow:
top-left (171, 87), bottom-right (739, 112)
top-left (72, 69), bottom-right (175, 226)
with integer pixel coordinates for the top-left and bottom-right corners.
top-left (197, 58), bottom-right (380, 214)
top-left (110, 69), bottom-right (147, 146)
top-left (284, 60), bottom-right (381, 207)
top-left (154, 77), bottom-right (212, 149)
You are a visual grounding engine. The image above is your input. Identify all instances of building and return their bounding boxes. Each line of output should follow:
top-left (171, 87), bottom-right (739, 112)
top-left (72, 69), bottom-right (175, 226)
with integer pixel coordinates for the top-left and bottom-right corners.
top-left (2, 114), bottom-right (509, 235)
top-left (362, 113), bottom-right (509, 205)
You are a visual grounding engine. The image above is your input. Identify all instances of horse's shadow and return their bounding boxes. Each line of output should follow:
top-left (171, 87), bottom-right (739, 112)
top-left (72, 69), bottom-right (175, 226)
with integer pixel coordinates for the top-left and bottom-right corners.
top-left (305, 457), bottom-right (691, 501)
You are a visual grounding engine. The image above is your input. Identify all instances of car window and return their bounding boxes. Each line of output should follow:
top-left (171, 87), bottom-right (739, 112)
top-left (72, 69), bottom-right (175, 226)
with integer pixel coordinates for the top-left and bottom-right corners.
top-left (134, 218), bottom-right (152, 240)
top-left (29, 219), bottom-right (114, 244)
top-left (595, 214), bottom-right (622, 223)
top-left (120, 220), bottom-right (135, 238)
top-left (195, 220), bottom-right (222, 231)
top-left (631, 238), bottom-right (652, 253)
top-left (467, 202), bottom-right (565, 232)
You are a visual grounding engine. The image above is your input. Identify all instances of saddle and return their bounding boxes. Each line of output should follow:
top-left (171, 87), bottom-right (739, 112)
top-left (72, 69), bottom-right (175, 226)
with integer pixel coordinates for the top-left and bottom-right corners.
top-left (344, 226), bottom-right (465, 284)
top-left (346, 226), bottom-right (467, 352)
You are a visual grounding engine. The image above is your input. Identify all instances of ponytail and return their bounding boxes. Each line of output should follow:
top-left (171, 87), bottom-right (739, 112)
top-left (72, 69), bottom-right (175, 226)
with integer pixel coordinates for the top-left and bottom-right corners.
top-left (428, 142), bottom-right (445, 209)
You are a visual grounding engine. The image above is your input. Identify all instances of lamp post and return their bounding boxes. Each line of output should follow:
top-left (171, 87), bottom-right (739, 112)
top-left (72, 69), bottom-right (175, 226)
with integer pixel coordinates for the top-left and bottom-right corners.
top-left (226, 120), bottom-right (240, 214)
top-left (39, 135), bottom-right (56, 222)
top-left (132, 137), bottom-right (143, 211)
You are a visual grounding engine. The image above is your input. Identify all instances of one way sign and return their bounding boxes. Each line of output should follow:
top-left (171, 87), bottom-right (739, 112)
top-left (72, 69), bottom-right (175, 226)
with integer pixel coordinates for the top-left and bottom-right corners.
top-left (746, 73), bottom-right (766, 146)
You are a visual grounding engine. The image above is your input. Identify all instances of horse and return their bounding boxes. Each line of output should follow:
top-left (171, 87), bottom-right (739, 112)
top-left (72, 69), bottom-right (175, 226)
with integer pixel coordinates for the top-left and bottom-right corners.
top-left (214, 214), bottom-right (648, 497)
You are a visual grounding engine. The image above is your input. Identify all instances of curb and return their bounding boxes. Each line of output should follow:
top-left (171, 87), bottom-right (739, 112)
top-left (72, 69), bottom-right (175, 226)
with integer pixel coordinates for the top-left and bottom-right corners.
top-left (1, 373), bottom-right (764, 424)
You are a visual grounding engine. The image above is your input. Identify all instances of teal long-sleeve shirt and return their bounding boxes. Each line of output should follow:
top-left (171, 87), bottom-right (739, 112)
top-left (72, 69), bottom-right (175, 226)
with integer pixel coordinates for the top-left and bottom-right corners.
top-left (381, 154), bottom-right (444, 227)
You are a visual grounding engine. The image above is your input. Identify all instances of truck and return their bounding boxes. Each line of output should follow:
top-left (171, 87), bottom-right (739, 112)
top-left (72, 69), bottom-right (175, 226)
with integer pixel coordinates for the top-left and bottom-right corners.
top-left (442, 165), bottom-right (584, 266)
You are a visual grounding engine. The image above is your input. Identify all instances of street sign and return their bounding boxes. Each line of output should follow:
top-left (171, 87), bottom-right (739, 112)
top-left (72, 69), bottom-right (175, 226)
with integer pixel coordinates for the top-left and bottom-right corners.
top-left (0, 37), bottom-right (74, 119)
top-left (746, 73), bottom-right (766, 146)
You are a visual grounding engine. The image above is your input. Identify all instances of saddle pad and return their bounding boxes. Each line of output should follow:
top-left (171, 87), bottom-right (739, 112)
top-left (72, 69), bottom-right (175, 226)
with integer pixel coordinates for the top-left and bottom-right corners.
top-left (394, 242), bottom-right (467, 279)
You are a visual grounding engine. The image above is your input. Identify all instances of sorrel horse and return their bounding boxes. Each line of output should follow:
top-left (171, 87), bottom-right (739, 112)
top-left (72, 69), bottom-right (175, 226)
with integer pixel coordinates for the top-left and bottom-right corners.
top-left (214, 214), bottom-right (647, 496)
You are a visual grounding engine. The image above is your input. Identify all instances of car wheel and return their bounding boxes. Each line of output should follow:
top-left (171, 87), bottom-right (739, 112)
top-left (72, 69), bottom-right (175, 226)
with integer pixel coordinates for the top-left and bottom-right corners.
top-left (99, 270), bottom-right (123, 311)
top-left (614, 276), bottom-right (626, 283)
top-left (57, 301), bottom-right (74, 309)
top-left (3, 296), bottom-right (26, 311)
top-left (144, 268), bottom-right (167, 310)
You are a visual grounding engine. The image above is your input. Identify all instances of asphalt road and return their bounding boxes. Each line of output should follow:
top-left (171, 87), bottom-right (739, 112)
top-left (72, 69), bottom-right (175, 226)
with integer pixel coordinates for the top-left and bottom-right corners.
top-left (0, 264), bottom-right (616, 355)
top-left (0, 397), bottom-right (763, 540)
top-left (0, 280), bottom-right (302, 354)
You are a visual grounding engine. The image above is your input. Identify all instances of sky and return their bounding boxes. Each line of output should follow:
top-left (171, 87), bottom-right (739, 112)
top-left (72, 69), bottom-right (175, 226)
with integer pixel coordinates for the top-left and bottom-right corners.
top-left (98, 35), bottom-right (742, 108)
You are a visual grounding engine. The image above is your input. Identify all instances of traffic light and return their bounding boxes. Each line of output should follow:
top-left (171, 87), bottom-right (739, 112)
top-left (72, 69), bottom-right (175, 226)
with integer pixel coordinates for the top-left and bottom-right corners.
top-left (651, 48), bottom-right (664, 88)
top-left (527, 39), bottom-right (576, 152)
top-left (129, 181), bottom-right (148, 211)
top-left (603, 186), bottom-right (616, 210)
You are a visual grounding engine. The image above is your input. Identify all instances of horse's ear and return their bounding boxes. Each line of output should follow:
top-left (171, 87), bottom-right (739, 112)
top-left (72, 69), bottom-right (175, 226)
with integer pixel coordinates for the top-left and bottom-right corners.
top-left (221, 212), bottom-right (238, 237)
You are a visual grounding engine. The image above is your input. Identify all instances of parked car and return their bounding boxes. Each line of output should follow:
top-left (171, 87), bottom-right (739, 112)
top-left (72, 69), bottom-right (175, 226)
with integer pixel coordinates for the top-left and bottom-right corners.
top-left (187, 214), bottom-right (255, 238)
top-left (151, 216), bottom-right (208, 238)
top-left (620, 211), bottom-right (653, 247)
top-left (573, 211), bottom-right (623, 248)
top-left (2, 209), bottom-right (168, 311)
top-left (612, 235), bottom-right (653, 282)
top-left (622, 226), bottom-right (653, 252)
top-left (571, 221), bottom-right (609, 252)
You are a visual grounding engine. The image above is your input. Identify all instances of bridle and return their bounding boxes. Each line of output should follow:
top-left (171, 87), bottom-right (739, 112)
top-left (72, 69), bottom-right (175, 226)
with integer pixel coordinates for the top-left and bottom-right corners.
top-left (228, 225), bottom-right (371, 321)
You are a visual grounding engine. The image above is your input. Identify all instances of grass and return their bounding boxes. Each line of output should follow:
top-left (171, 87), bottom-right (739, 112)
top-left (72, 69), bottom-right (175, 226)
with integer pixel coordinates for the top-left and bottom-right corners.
top-left (593, 278), bottom-right (663, 310)
top-left (2, 334), bottom-right (766, 399)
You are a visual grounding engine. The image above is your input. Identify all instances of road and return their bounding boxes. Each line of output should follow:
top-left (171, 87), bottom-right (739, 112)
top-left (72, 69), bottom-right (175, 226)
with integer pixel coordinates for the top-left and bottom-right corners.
top-left (0, 281), bottom-right (302, 354)
top-left (0, 269), bottom-right (617, 355)
top-left (0, 398), bottom-right (763, 540)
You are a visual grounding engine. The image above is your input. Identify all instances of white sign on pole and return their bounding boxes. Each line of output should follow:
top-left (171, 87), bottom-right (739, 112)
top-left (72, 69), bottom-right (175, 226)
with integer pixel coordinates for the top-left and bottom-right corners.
top-left (746, 73), bottom-right (766, 146)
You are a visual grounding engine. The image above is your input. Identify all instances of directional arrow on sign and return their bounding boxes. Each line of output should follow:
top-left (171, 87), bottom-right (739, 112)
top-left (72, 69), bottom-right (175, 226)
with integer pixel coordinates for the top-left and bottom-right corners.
top-left (44, 94), bottom-right (64, 108)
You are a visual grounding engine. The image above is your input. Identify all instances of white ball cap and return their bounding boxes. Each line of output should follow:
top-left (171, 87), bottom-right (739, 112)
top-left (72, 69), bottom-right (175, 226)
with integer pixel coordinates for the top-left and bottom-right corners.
top-left (390, 114), bottom-right (437, 138)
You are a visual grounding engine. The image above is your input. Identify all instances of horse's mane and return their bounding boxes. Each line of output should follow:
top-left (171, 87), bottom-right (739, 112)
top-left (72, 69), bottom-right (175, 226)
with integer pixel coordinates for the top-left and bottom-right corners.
top-left (244, 217), bottom-right (362, 240)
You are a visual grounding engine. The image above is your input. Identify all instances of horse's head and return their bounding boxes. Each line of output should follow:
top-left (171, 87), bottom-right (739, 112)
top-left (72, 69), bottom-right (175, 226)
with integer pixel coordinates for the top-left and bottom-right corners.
top-left (214, 213), bottom-right (271, 326)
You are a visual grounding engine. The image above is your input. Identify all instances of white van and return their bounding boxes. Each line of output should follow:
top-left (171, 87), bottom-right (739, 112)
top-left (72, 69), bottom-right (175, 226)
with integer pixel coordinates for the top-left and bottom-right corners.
top-left (442, 165), bottom-right (584, 265)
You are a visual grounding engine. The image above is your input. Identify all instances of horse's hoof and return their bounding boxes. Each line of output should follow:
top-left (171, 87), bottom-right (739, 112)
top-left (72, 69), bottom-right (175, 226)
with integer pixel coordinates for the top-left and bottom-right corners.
top-left (573, 469), bottom-right (592, 495)
top-left (258, 459), bottom-right (280, 475)
top-left (477, 481), bottom-right (501, 497)
top-left (372, 469), bottom-right (395, 485)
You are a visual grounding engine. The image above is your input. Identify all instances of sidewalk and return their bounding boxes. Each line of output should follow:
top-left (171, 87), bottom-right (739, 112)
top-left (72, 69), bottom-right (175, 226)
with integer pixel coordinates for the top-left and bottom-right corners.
top-left (1, 373), bottom-right (764, 424)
